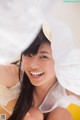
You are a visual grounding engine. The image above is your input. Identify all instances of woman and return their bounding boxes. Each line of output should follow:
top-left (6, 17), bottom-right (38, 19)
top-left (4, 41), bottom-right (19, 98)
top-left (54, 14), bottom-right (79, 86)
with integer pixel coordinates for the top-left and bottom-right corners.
top-left (0, 24), bottom-right (73, 120)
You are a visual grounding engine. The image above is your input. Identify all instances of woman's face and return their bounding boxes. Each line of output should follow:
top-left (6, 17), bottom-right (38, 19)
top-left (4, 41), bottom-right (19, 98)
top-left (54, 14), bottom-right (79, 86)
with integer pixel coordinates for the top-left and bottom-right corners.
top-left (22, 43), bottom-right (56, 87)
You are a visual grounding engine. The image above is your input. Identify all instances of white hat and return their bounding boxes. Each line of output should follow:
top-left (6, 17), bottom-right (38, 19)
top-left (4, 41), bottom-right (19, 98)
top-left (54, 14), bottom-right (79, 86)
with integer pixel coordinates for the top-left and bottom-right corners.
top-left (51, 21), bottom-right (74, 65)
top-left (0, 1), bottom-right (44, 64)
top-left (42, 22), bottom-right (52, 41)
top-left (55, 48), bottom-right (80, 95)
top-left (50, 21), bottom-right (80, 95)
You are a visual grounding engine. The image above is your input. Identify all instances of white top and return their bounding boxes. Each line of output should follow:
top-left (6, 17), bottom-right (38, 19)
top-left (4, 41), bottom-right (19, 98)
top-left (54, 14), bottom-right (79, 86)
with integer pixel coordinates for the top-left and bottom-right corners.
top-left (39, 82), bottom-right (80, 113)
top-left (0, 82), bottom-right (20, 106)
top-left (0, 82), bottom-right (20, 116)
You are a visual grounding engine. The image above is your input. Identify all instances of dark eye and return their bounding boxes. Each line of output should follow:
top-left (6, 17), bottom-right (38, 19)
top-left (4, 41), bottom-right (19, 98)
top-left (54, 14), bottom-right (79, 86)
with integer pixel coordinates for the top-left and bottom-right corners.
top-left (25, 54), bottom-right (33, 57)
top-left (40, 56), bottom-right (48, 59)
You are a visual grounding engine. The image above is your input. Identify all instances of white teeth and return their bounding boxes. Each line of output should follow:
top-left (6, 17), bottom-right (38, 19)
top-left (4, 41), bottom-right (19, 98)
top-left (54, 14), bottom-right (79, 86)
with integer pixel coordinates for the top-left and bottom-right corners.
top-left (30, 72), bottom-right (43, 75)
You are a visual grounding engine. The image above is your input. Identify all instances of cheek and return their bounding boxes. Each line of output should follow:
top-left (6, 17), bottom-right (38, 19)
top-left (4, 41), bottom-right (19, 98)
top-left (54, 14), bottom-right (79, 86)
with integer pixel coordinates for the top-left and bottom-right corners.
top-left (46, 62), bottom-right (55, 73)
top-left (22, 57), bottom-right (30, 66)
top-left (46, 60), bottom-right (55, 68)
top-left (22, 59), bottom-right (28, 71)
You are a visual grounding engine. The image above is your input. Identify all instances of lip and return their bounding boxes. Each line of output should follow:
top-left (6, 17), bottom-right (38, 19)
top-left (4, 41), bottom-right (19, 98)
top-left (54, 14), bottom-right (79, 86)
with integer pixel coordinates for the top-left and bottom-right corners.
top-left (29, 71), bottom-right (44, 79)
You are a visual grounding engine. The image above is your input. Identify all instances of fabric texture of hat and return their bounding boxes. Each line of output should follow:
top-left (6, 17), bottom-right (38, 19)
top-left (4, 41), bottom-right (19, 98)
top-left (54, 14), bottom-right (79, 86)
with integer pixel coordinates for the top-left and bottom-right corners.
top-left (0, 1), bottom-right (44, 64)
top-left (50, 21), bottom-right (80, 95)
top-left (51, 21), bottom-right (74, 65)
top-left (55, 48), bottom-right (80, 95)
top-left (42, 22), bottom-right (52, 41)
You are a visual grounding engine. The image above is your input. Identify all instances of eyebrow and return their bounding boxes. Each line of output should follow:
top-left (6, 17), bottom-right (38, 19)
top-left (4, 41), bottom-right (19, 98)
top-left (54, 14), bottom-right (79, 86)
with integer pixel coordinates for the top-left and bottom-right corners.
top-left (39, 51), bottom-right (51, 54)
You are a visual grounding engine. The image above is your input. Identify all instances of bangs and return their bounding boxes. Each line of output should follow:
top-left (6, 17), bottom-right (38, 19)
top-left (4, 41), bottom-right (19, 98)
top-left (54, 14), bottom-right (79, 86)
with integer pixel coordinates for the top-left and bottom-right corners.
top-left (22, 28), bottom-right (50, 56)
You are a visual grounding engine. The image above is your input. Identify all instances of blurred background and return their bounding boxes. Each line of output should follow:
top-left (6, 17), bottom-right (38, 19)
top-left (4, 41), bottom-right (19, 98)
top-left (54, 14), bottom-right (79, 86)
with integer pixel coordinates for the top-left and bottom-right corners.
top-left (39, 0), bottom-right (80, 48)
top-left (51, 0), bottom-right (80, 48)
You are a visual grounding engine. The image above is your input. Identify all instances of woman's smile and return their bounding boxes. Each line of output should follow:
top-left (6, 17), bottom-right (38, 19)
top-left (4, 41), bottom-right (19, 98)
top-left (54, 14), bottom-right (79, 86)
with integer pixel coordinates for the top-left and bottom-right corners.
top-left (29, 71), bottom-right (44, 79)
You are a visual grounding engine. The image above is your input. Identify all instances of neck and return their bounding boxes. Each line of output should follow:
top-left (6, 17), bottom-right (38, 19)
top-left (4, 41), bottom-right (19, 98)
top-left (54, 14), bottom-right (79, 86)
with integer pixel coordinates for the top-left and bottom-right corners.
top-left (33, 78), bottom-right (57, 107)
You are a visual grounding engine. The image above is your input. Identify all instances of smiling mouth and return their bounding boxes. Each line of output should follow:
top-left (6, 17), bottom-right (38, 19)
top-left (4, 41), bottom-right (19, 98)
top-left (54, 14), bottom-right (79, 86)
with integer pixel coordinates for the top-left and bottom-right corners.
top-left (30, 72), bottom-right (44, 76)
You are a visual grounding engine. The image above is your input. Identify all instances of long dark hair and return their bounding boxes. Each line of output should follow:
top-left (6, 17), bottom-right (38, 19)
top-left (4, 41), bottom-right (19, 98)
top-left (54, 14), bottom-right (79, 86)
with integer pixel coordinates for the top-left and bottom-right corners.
top-left (8, 28), bottom-right (50, 120)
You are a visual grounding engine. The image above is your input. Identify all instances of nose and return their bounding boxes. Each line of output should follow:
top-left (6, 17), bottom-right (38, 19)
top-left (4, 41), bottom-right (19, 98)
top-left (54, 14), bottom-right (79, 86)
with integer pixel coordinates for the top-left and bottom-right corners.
top-left (30, 56), bottom-right (40, 69)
